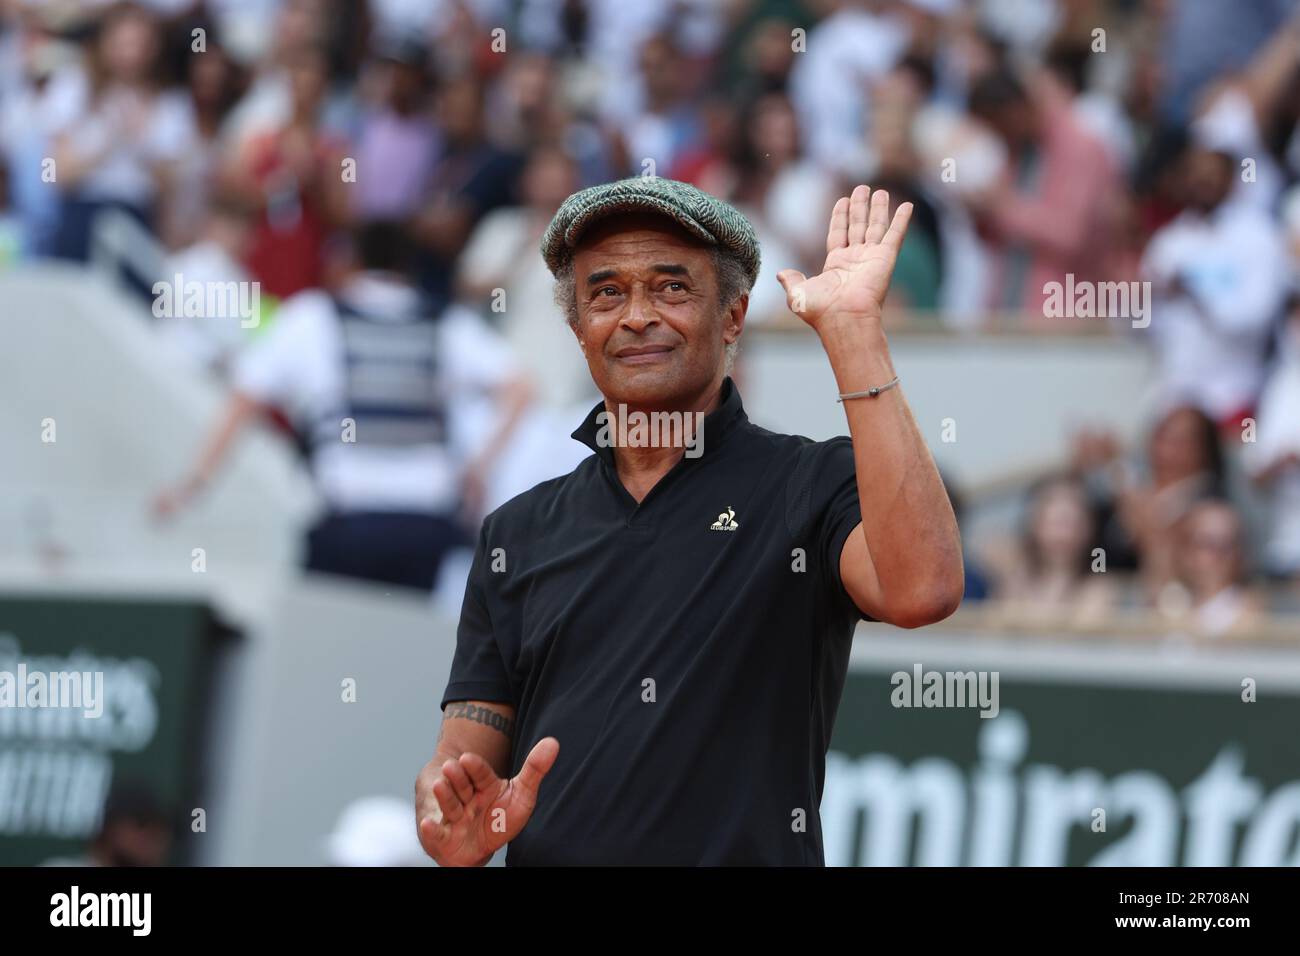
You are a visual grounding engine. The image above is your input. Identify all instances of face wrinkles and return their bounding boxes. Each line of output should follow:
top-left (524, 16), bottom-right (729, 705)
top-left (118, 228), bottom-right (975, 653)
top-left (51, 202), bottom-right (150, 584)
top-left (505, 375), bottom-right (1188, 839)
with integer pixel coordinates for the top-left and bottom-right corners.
top-left (570, 216), bottom-right (743, 409)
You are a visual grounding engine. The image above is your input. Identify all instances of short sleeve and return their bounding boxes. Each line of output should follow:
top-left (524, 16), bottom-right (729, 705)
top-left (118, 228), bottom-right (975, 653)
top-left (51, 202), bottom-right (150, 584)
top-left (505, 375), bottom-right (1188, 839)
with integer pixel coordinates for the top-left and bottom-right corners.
top-left (796, 437), bottom-right (871, 623)
top-left (230, 291), bottom-right (332, 409)
top-left (440, 526), bottom-right (516, 710)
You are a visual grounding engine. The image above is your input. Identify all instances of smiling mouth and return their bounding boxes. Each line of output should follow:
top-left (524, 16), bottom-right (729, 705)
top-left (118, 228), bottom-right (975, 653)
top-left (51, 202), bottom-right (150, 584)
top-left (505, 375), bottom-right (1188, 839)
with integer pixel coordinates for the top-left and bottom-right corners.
top-left (614, 345), bottom-right (674, 363)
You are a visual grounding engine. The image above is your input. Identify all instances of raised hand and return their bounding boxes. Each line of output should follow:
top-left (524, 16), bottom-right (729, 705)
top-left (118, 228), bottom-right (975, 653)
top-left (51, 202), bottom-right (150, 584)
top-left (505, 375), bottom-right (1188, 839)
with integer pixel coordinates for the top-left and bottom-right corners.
top-left (416, 736), bottom-right (559, 866)
top-left (776, 185), bottom-right (913, 332)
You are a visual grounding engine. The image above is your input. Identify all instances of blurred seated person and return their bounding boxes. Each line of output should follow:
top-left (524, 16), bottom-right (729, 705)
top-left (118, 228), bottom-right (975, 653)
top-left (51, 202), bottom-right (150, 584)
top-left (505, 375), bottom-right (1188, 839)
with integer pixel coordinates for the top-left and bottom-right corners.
top-left (456, 145), bottom-right (594, 411)
top-left (41, 783), bottom-right (173, 867)
top-left (348, 35), bottom-right (439, 224)
top-left (162, 33), bottom-right (249, 250)
top-left (983, 474), bottom-right (1118, 629)
top-left (1154, 498), bottom-right (1263, 639)
top-left (722, 91), bottom-right (842, 304)
top-left (223, 43), bottom-right (350, 301)
top-left (964, 66), bottom-right (1122, 317)
top-left (865, 58), bottom-right (947, 318)
top-left (49, 3), bottom-right (195, 262)
top-left (153, 221), bottom-right (534, 593)
top-left (1140, 135), bottom-right (1291, 427)
top-left (154, 193), bottom-right (260, 375)
top-left (1072, 404), bottom-right (1226, 597)
top-left (412, 74), bottom-right (525, 311)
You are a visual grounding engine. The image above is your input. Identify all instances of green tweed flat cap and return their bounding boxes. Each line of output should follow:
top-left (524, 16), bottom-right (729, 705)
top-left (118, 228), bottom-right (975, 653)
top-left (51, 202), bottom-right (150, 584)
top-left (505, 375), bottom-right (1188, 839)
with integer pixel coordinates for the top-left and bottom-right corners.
top-left (540, 176), bottom-right (761, 288)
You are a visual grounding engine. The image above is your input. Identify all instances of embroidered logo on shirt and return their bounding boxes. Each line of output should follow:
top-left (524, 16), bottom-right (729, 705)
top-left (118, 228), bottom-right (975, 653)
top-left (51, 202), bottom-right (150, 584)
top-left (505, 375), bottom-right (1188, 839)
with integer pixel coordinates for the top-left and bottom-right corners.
top-left (710, 506), bottom-right (739, 532)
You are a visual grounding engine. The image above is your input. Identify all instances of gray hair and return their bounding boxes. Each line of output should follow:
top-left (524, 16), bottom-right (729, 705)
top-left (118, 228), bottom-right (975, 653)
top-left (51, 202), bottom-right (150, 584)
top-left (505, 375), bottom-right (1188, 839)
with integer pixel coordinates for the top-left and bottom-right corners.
top-left (553, 246), bottom-right (750, 373)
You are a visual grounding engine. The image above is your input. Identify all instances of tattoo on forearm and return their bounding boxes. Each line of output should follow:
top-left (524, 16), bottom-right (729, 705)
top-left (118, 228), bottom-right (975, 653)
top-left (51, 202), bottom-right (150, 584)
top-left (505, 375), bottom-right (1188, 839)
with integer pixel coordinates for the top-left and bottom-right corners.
top-left (445, 702), bottom-right (514, 738)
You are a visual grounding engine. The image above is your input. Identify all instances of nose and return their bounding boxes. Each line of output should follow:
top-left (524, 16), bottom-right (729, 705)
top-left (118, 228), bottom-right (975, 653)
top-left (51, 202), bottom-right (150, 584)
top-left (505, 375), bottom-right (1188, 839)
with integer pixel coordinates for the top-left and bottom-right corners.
top-left (620, 286), bottom-right (659, 333)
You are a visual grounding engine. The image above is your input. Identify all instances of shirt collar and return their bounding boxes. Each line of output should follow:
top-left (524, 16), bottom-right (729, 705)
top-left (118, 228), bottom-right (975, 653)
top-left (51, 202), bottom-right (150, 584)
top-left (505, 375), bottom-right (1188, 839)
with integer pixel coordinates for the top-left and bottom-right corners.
top-left (571, 376), bottom-right (748, 467)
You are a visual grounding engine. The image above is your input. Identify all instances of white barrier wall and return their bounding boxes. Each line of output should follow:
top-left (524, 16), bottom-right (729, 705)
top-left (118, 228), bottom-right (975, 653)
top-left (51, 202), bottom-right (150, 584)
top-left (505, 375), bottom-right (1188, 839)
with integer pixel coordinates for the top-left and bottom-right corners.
top-left (0, 266), bottom-right (315, 580)
top-left (744, 328), bottom-right (1153, 490)
top-left (201, 574), bottom-right (456, 866)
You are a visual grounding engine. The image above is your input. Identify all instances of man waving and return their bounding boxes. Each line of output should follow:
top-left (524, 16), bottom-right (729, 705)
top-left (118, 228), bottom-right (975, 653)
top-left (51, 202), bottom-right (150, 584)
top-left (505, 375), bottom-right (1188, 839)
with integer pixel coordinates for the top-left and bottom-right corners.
top-left (416, 179), bottom-right (963, 866)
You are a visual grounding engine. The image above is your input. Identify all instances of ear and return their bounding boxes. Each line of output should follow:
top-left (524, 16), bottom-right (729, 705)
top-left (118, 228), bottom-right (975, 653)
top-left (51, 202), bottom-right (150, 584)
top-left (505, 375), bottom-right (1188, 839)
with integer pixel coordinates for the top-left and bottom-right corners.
top-left (723, 293), bottom-right (748, 345)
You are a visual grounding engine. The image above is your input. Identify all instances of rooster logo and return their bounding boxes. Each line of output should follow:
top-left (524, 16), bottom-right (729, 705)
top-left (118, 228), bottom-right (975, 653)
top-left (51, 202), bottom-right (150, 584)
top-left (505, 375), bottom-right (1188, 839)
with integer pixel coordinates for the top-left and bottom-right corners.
top-left (710, 506), bottom-right (739, 532)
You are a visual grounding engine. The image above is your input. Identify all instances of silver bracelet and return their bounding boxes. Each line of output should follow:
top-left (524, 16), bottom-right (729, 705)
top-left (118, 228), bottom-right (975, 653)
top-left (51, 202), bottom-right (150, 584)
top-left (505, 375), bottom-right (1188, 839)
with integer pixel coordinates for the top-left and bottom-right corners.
top-left (836, 376), bottom-right (900, 402)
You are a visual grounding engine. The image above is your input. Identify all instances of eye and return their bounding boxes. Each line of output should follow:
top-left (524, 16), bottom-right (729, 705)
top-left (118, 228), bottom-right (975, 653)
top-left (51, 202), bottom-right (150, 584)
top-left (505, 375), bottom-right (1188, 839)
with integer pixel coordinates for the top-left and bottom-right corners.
top-left (594, 286), bottom-right (620, 297)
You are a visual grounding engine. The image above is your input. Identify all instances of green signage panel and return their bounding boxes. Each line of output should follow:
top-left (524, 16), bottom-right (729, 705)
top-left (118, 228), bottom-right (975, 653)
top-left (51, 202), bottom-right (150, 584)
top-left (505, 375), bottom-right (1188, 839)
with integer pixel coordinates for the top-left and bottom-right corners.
top-left (825, 666), bottom-right (1300, 866)
top-left (0, 596), bottom-right (224, 866)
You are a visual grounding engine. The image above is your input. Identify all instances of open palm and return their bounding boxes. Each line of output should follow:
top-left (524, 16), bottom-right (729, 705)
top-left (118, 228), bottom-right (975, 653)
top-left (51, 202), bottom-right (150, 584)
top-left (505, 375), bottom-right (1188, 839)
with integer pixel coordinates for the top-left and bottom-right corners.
top-left (777, 185), bottom-right (913, 331)
top-left (418, 737), bottom-right (558, 866)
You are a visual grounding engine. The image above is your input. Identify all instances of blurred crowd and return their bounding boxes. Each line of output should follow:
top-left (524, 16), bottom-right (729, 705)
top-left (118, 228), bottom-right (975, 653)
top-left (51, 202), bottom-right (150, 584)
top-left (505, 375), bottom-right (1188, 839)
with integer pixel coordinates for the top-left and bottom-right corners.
top-left (2, 0), bottom-right (1299, 637)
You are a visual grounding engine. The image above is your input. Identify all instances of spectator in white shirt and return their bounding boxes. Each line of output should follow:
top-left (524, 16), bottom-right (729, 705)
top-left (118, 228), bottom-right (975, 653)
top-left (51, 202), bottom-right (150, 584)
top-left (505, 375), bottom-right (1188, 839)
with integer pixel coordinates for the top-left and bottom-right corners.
top-left (787, 0), bottom-right (910, 178)
top-left (153, 221), bottom-right (534, 593)
top-left (49, 3), bottom-right (195, 261)
top-left (1140, 140), bottom-right (1292, 426)
top-left (154, 193), bottom-right (259, 373)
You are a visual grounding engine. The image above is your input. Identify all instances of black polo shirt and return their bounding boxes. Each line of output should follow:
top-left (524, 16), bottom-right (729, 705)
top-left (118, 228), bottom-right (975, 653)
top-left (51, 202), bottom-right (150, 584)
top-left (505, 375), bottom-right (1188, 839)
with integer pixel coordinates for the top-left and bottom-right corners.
top-left (440, 376), bottom-right (868, 865)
